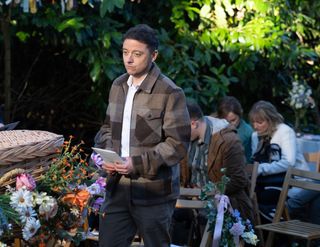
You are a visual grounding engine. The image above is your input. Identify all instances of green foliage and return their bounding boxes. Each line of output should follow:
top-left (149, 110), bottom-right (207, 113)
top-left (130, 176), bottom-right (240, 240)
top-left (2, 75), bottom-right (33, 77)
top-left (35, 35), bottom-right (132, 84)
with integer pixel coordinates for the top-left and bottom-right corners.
top-left (1, 0), bottom-right (320, 137)
top-left (100, 0), bottom-right (125, 17)
top-left (166, 0), bottom-right (319, 117)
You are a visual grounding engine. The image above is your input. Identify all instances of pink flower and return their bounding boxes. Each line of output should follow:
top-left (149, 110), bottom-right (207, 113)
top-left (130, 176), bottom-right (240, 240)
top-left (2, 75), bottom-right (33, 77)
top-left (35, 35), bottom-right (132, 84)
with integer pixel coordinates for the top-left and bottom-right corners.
top-left (16, 173), bottom-right (36, 191)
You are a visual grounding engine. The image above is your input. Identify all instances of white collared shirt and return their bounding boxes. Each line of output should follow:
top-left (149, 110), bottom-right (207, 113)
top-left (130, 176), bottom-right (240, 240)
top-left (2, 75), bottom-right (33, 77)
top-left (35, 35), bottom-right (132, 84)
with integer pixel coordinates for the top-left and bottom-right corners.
top-left (121, 75), bottom-right (147, 157)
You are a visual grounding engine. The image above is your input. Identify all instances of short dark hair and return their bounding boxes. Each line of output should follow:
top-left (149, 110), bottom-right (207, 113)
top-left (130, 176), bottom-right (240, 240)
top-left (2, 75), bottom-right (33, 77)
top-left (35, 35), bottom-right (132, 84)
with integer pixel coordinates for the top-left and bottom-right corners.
top-left (217, 96), bottom-right (243, 118)
top-left (186, 100), bottom-right (203, 120)
top-left (123, 24), bottom-right (159, 52)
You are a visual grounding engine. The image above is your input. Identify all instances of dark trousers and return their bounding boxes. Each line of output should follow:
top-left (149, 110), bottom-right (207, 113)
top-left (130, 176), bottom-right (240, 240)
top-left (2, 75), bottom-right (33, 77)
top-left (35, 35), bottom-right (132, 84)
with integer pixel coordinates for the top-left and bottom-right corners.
top-left (99, 184), bottom-right (176, 247)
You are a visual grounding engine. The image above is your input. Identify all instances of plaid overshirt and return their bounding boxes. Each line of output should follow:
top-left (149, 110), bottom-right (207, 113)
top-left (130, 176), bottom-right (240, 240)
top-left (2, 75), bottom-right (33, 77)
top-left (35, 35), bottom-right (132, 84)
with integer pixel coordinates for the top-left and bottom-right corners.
top-left (94, 63), bottom-right (190, 205)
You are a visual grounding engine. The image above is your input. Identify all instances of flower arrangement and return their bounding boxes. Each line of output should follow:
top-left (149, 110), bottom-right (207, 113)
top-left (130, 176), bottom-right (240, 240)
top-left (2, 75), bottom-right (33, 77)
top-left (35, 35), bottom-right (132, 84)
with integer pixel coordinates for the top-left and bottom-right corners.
top-left (285, 78), bottom-right (314, 131)
top-left (200, 169), bottom-right (258, 247)
top-left (0, 137), bottom-right (105, 246)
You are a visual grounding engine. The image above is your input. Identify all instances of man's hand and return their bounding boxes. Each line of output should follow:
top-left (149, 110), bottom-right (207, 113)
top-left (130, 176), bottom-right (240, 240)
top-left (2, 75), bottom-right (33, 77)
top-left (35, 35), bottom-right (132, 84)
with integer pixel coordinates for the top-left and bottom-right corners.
top-left (115, 157), bottom-right (134, 175)
top-left (101, 162), bottom-right (117, 175)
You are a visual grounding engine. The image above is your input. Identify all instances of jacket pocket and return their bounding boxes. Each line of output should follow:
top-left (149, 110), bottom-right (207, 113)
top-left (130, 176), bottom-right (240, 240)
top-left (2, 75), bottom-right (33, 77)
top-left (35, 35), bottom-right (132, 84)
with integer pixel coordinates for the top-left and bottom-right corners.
top-left (135, 109), bottom-right (163, 144)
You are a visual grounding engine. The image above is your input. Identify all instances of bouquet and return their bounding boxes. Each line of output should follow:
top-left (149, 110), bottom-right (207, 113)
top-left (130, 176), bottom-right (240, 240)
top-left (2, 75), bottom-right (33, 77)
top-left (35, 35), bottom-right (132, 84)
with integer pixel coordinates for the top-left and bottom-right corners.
top-left (0, 137), bottom-right (106, 246)
top-left (200, 169), bottom-right (258, 247)
top-left (285, 78), bottom-right (314, 131)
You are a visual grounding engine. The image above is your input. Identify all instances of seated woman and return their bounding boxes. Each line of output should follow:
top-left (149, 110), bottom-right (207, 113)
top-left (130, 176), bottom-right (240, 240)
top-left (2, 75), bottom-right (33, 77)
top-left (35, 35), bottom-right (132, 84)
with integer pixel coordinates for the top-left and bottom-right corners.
top-left (249, 100), bottom-right (320, 223)
top-left (217, 96), bottom-right (253, 163)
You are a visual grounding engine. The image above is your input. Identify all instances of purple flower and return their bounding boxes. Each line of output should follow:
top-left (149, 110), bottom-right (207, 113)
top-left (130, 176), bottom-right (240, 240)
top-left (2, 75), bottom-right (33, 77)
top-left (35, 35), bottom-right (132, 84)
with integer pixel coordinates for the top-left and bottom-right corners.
top-left (232, 209), bottom-right (241, 220)
top-left (229, 222), bottom-right (245, 236)
top-left (92, 197), bottom-right (104, 210)
top-left (91, 152), bottom-right (103, 168)
top-left (95, 177), bottom-right (106, 188)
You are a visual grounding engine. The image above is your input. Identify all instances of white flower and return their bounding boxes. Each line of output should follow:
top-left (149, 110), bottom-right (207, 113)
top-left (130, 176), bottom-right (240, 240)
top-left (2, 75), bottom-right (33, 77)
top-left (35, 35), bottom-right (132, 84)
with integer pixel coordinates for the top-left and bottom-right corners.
top-left (38, 197), bottom-right (58, 220)
top-left (18, 207), bottom-right (37, 224)
top-left (34, 192), bottom-right (48, 205)
top-left (22, 217), bottom-right (41, 240)
top-left (0, 241), bottom-right (8, 247)
top-left (70, 207), bottom-right (80, 217)
top-left (242, 231), bottom-right (259, 245)
top-left (87, 183), bottom-right (102, 195)
top-left (10, 188), bottom-right (33, 211)
top-left (287, 81), bottom-right (313, 111)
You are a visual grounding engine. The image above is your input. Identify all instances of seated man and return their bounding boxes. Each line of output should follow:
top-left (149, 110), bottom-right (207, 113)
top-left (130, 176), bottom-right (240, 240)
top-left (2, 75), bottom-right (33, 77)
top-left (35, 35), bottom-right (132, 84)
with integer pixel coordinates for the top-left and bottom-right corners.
top-left (171, 100), bottom-right (254, 246)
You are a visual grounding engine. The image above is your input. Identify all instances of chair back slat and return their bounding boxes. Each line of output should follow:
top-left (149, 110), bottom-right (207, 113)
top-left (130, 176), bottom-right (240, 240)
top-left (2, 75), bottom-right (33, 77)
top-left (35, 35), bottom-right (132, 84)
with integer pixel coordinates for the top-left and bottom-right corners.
top-left (180, 187), bottom-right (202, 197)
top-left (289, 179), bottom-right (320, 192)
top-left (290, 167), bottom-right (320, 180)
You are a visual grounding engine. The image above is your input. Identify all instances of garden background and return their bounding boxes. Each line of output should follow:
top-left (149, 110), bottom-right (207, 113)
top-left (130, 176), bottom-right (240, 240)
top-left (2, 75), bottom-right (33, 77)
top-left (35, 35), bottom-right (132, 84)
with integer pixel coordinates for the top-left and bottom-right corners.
top-left (1, 0), bottom-right (319, 149)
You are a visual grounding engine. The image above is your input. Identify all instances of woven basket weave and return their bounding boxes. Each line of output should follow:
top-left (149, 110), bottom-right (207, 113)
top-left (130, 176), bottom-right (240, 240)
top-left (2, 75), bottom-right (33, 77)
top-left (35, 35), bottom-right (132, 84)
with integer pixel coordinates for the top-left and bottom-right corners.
top-left (0, 130), bottom-right (64, 165)
top-left (0, 130), bottom-right (64, 189)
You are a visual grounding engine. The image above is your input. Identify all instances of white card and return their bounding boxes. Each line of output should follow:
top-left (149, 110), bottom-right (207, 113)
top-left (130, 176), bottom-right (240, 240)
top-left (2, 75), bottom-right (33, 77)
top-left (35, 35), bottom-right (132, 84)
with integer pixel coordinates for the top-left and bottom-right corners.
top-left (92, 147), bottom-right (124, 164)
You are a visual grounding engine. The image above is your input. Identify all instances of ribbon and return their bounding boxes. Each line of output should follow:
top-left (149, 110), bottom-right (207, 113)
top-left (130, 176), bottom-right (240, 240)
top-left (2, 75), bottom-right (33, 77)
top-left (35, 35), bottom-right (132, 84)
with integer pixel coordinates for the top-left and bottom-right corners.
top-left (60, 0), bottom-right (65, 14)
top-left (61, 189), bottom-right (90, 211)
top-left (29, 0), bottom-right (37, 13)
top-left (22, 0), bottom-right (29, 13)
top-left (233, 235), bottom-right (240, 247)
top-left (212, 194), bottom-right (234, 247)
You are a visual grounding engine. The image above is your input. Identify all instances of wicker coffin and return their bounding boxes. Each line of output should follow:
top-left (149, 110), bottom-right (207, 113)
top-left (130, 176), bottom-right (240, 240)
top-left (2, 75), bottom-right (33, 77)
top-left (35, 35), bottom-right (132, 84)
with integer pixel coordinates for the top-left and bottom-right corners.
top-left (0, 130), bottom-right (64, 187)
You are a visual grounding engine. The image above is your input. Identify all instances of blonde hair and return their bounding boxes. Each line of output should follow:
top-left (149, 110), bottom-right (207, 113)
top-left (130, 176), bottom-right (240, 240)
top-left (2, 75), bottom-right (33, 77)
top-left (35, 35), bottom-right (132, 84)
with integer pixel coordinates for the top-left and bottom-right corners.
top-left (249, 100), bottom-right (284, 136)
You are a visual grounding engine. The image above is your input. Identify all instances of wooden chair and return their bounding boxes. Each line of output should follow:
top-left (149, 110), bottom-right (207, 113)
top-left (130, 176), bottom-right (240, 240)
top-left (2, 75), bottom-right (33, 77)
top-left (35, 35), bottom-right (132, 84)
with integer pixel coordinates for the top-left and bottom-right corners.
top-left (245, 162), bottom-right (265, 246)
top-left (176, 187), bottom-right (211, 247)
top-left (304, 151), bottom-right (320, 172)
top-left (255, 167), bottom-right (320, 247)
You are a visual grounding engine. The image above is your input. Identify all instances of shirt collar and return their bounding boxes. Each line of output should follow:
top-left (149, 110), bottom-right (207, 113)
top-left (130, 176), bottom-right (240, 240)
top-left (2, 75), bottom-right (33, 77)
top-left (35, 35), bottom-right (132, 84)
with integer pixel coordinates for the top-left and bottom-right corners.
top-left (202, 117), bottom-right (213, 145)
top-left (127, 74), bottom-right (148, 89)
top-left (195, 118), bottom-right (212, 145)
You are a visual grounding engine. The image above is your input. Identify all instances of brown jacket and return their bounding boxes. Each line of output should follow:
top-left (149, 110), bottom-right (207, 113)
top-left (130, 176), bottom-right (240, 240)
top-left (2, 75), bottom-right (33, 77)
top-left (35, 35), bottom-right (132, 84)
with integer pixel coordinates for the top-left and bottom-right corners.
top-left (94, 63), bottom-right (191, 205)
top-left (181, 126), bottom-right (254, 222)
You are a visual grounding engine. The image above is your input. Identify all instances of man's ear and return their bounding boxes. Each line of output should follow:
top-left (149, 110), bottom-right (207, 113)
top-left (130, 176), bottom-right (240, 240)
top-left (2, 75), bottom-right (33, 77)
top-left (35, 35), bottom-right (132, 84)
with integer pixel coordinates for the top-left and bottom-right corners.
top-left (191, 120), bottom-right (198, 129)
top-left (151, 50), bottom-right (158, 62)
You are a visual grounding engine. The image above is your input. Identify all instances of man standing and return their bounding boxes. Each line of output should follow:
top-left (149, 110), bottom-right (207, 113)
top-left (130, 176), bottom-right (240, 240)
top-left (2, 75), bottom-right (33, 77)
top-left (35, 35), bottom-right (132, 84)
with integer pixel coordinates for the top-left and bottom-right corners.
top-left (93, 24), bottom-right (190, 247)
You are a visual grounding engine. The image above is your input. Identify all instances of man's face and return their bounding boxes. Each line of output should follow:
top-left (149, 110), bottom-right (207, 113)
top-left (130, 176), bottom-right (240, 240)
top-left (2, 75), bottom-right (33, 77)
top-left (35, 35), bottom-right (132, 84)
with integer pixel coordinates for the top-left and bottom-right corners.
top-left (190, 119), bottom-right (199, 141)
top-left (122, 39), bottom-right (157, 79)
top-left (225, 112), bottom-right (240, 128)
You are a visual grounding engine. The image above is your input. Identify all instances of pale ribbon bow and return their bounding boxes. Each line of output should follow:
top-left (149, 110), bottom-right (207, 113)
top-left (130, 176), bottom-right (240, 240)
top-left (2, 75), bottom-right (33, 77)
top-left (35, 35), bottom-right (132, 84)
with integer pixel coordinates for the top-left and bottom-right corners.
top-left (212, 194), bottom-right (236, 247)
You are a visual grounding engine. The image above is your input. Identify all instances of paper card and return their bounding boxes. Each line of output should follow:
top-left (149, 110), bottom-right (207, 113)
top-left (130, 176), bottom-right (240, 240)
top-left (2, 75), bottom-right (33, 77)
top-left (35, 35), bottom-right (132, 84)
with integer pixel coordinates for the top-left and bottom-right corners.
top-left (92, 147), bottom-right (124, 164)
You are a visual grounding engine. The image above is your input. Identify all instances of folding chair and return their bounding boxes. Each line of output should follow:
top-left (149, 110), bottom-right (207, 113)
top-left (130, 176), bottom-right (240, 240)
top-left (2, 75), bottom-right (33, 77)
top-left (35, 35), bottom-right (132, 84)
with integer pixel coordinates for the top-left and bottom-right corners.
top-left (245, 162), bottom-right (265, 246)
top-left (175, 187), bottom-right (211, 247)
top-left (256, 167), bottom-right (320, 247)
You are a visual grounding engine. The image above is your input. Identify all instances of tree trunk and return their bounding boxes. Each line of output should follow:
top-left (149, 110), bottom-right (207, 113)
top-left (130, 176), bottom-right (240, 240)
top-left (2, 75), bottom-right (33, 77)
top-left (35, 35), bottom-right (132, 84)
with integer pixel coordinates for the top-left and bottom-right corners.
top-left (1, 9), bottom-right (12, 123)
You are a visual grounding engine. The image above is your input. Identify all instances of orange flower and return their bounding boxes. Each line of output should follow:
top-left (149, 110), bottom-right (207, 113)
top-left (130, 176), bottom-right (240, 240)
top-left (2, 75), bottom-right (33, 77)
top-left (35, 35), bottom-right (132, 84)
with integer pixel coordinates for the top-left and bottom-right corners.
top-left (61, 190), bottom-right (90, 211)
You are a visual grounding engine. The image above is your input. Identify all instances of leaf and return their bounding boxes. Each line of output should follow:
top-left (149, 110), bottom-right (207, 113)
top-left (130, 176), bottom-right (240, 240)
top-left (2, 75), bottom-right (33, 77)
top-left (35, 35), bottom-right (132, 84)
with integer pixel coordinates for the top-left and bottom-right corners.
top-left (56, 18), bottom-right (84, 32)
top-left (90, 61), bottom-right (101, 82)
top-left (100, 0), bottom-right (125, 17)
top-left (16, 31), bottom-right (30, 42)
